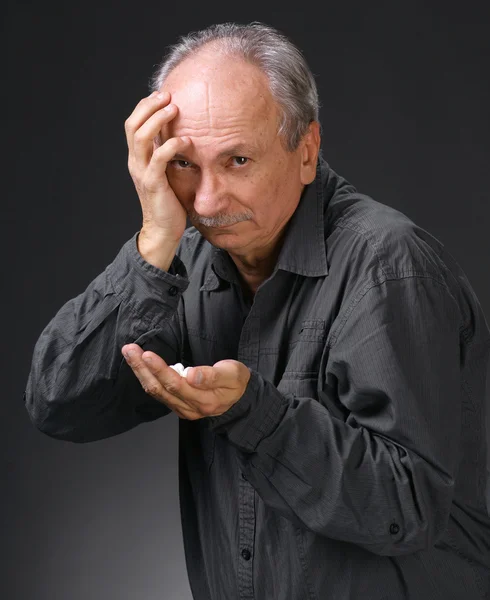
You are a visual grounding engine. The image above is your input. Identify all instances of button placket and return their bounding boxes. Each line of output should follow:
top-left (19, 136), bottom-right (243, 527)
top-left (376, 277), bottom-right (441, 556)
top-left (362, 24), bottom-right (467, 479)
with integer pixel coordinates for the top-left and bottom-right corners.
top-left (237, 465), bottom-right (255, 598)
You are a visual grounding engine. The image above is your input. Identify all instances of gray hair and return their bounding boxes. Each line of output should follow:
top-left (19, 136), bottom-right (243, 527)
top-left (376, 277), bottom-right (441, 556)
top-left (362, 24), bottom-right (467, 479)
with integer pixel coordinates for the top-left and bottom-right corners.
top-left (149, 22), bottom-right (321, 152)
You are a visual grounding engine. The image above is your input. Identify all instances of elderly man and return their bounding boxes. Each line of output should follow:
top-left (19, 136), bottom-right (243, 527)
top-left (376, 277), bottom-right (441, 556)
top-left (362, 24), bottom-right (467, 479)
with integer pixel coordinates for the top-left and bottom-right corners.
top-left (25, 22), bottom-right (490, 600)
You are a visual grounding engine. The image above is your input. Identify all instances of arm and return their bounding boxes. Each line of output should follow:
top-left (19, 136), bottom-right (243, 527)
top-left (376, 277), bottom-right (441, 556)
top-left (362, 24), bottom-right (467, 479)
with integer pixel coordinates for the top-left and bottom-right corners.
top-left (24, 231), bottom-right (189, 443)
top-left (24, 89), bottom-right (198, 443)
top-left (206, 275), bottom-right (462, 556)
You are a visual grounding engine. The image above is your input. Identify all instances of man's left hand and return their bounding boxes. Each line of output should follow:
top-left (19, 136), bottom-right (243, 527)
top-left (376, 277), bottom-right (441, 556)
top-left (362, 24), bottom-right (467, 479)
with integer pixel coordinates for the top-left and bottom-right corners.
top-left (121, 344), bottom-right (251, 420)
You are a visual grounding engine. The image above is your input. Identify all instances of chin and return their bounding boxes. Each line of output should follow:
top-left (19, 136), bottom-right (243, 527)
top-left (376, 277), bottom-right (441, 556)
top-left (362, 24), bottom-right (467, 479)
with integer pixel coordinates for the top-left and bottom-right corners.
top-left (203, 231), bottom-right (241, 249)
top-left (202, 230), bottom-right (254, 253)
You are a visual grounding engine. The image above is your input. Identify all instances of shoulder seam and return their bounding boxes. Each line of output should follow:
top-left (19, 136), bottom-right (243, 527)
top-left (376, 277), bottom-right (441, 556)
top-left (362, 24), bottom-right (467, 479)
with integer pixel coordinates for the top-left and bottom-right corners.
top-left (327, 273), bottom-right (457, 349)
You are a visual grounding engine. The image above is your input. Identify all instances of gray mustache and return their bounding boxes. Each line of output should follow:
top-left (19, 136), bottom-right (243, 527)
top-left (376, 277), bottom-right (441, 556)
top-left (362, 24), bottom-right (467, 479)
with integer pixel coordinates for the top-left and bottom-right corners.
top-left (190, 211), bottom-right (253, 227)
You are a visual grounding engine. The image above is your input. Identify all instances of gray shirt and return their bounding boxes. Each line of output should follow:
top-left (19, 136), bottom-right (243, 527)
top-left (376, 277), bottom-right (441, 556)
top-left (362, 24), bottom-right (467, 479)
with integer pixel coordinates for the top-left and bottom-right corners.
top-left (25, 158), bottom-right (490, 599)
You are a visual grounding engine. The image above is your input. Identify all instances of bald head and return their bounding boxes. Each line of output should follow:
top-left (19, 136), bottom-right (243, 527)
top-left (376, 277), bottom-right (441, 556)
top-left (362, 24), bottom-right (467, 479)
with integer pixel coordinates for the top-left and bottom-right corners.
top-left (160, 46), bottom-right (280, 156)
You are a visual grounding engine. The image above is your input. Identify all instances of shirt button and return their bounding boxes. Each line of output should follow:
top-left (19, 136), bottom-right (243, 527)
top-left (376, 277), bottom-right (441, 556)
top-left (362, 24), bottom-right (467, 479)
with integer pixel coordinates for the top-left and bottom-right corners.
top-left (241, 548), bottom-right (251, 560)
top-left (241, 472), bottom-right (247, 480)
top-left (168, 286), bottom-right (178, 296)
top-left (389, 523), bottom-right (400, 535)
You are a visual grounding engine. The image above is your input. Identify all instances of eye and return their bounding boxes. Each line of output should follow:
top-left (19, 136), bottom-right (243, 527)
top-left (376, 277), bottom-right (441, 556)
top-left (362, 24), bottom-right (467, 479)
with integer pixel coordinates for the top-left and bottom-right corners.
top-left (170, 159), bottom-right (193, 169)
top-left (231, 156), bottom-right (249, 166)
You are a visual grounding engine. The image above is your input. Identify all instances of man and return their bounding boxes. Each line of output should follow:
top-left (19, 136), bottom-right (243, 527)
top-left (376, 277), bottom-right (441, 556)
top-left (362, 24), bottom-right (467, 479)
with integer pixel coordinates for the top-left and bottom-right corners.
top-left (24, 22), bottom-right (490, 600)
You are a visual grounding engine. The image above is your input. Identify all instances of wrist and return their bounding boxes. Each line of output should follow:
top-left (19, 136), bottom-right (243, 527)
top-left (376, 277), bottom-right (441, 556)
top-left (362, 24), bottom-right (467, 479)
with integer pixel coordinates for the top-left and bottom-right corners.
top-left (136, 229), bottom-right (180, 272)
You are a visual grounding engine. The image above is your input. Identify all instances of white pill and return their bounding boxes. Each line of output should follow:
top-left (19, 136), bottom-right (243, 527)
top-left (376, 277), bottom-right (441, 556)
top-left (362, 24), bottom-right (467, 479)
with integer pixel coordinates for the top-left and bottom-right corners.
top-left (169, 363), bottom-right (185, 375)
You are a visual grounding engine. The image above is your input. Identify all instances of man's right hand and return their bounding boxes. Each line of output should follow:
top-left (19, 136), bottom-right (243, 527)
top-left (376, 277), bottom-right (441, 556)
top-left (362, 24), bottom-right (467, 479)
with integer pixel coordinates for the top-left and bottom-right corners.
top-left (125, 90), bottom-right (191, 270)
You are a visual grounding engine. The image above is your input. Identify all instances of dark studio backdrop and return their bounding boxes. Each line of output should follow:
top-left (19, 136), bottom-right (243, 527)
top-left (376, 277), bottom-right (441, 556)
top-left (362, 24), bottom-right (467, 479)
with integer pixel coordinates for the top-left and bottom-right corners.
top-left (4, 1), bottom-right (490, 598)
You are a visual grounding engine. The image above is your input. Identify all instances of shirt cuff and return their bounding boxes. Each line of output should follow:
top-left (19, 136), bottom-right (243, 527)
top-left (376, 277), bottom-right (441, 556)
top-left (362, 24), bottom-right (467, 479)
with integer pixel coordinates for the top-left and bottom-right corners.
top-left (107, 231), bottom-right (189, 326)
top-left (205, 370), bottom-right (289, 453)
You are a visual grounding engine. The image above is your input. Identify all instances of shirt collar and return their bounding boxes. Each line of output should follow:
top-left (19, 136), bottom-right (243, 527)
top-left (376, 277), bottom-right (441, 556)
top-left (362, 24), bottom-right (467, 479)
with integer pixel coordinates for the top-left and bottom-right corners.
top-left (200, 250), bottom-right (239, 291)
top-left (274, 156), bottom-right (329, 277)
top-left (201, 156), bottom-right (333, 292)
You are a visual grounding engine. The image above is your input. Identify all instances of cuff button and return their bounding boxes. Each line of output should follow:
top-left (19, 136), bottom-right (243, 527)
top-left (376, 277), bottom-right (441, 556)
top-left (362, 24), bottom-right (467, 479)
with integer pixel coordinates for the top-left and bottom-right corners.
top-left (389, 523), bottom-right (400, 535)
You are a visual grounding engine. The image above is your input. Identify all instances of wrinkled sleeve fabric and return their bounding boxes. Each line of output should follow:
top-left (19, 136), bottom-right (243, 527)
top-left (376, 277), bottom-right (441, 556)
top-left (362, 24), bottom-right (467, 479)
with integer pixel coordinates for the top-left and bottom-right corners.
top-left (206, 275), bottom-right (462, 556)
top-left (24, 231), bottom-right (189, 443)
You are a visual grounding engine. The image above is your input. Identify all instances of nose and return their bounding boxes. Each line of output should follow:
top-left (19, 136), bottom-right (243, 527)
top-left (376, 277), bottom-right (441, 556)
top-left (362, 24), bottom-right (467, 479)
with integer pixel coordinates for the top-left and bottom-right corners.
top-left (193, 171), bottom-right (228, 217)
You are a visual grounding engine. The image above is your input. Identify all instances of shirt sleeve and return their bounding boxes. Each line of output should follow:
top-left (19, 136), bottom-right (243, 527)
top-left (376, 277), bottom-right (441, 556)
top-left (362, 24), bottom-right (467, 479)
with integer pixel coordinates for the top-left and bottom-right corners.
top-left (24, 231), bottom-right (190, 443)
top-left (206, 275), bottom-right (462, 556)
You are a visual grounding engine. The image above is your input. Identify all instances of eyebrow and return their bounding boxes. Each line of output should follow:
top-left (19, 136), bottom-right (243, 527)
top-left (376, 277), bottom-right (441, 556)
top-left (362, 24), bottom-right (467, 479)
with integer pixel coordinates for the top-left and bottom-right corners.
top-left (173, 142), bottom-right (262, 161)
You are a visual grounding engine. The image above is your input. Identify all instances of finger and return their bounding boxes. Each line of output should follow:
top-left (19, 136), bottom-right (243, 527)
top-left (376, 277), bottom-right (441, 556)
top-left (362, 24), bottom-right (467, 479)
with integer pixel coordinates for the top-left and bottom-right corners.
top-left (143, 136), bottom-right (191, 192)
top-left (121, 345), bottom-right (191, 413)
top-left (138, 350), bottom-right (220, 413)
top-left (125, 91), bottom-right (171, 157)
top-left (185, 362), bottom-right (238, 389)
top-left (139, 351), bottom-right (186, 397)
top-left (125, 91), bottom-right (169, 148)
top-left (132, 103), bottom-right (180, 170)
top-left (121, 344), bottom-right (167, 396)
top-left (140, 353), bottom-right (218, 412)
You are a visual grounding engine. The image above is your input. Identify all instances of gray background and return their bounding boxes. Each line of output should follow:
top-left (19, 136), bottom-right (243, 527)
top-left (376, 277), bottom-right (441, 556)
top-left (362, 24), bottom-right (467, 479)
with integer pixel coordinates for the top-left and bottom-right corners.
top-left (5, 1), bottom-right (490, 598)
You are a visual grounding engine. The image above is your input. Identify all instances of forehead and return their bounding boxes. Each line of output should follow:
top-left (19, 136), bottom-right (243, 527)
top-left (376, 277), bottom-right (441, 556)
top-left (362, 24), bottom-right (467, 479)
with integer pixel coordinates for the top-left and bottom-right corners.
top-left (160, 51), bottom-right (279, 147)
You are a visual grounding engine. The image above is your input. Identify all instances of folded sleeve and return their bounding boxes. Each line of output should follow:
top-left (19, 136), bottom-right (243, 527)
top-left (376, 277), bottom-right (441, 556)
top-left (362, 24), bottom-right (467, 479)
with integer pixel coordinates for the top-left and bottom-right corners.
top-left (24, 231), bottom-right (190, 443)
top-left (206, 275), bottom-right (462, 556)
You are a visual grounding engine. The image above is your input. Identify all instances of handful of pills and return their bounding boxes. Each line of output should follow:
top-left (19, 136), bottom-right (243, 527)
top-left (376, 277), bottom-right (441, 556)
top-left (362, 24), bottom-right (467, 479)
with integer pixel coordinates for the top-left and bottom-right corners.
top-left (169, 363), bottom-right (192, 378)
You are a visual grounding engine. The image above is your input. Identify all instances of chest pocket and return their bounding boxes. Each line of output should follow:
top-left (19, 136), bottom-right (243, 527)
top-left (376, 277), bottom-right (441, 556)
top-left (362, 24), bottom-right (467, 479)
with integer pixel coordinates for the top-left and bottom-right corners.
top-left (276, 319), bottom-right (328, 400)
top-left (282, 319), bottom-right (328, 377)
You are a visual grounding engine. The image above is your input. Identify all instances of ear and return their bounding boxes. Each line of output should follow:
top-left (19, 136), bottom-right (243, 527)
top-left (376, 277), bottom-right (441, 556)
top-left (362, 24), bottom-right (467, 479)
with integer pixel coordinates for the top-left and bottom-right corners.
top-left (299, 121), bottom-right (321, 185)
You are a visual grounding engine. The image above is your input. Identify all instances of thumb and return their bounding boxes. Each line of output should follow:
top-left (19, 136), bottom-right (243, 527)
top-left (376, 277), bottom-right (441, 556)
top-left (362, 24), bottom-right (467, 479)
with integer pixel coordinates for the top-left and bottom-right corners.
top-left (186, 361), bottom-right (243, 389)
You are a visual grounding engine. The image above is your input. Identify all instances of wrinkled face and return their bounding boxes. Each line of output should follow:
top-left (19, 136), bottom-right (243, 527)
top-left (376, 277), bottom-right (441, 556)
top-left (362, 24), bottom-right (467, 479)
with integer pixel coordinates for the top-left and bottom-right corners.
top-left (159, 48), bottom-right (316, 255)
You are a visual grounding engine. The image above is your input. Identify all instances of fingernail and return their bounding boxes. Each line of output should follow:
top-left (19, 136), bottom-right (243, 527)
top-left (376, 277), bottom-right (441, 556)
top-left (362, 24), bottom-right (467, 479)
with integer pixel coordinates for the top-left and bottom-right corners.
top-left (163, 104), bottom-right (174, 112)
top-left (195, 369), bottom-right (203, 384)
top-left (142, 353), bottom-right (153, 362)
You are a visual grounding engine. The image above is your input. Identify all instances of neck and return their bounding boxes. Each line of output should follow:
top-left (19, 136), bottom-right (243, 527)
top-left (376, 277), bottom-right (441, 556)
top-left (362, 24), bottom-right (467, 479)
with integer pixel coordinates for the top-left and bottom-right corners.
top-left (228, 228), bottom-right (288, 295)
